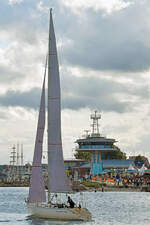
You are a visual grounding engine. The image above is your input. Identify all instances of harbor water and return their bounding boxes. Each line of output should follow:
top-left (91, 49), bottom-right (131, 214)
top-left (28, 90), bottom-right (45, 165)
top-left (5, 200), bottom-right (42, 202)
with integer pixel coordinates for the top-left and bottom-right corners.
top-left (0, 187), bottom-right (150, 225)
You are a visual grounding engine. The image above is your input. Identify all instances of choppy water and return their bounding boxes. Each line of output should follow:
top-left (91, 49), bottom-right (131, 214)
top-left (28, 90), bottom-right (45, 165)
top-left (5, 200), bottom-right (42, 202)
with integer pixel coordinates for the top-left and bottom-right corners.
top-left (0, 187), bottom-right (150, 225)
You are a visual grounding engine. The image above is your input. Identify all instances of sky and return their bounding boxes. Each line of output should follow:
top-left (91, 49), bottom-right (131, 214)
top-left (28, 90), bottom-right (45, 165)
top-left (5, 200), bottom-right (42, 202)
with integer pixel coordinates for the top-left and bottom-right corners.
top-left (0, 0), bottom-right (150, 165)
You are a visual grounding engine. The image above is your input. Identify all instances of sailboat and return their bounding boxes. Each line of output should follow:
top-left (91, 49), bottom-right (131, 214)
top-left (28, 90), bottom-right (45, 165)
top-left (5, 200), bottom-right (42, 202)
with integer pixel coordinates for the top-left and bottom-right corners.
top-left (26, 9), bottom-right (92, 221)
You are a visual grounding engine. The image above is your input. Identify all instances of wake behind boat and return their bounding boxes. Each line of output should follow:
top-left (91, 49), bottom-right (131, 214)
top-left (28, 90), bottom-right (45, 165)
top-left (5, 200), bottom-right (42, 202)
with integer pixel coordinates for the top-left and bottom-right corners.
top-left (26, 9), bottom-right (92, 221)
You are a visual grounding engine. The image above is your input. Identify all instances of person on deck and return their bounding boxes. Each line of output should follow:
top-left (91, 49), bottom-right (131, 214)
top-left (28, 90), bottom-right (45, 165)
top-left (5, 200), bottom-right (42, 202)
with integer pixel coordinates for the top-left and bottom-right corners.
top-left (67, 196), bottom-right (75, 208)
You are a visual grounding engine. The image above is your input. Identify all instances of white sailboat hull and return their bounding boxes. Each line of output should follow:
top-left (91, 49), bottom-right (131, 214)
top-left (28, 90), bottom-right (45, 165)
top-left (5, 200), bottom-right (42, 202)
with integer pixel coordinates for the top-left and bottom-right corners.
top-left (27, 203), bottom-right (92, 221)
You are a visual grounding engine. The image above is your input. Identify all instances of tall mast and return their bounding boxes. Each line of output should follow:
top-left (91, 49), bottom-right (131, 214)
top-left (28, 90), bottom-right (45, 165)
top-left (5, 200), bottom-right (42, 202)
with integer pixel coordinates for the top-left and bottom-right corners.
top-left (17, 143), bottom-right (19, 166)
top-left (48, 8), bottom-right (52, 201)
top-left (21, 143), bottom-right (23, 166)
top-left (17, 143), bottom-right (19, 178)
top-left (10, 144), bottom-right (16, 180)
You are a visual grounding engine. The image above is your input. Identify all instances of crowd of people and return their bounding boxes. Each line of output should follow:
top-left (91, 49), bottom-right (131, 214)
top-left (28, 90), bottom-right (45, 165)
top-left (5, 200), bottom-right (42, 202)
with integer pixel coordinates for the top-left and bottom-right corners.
top-left (91, 173), bottom-right (150, 187)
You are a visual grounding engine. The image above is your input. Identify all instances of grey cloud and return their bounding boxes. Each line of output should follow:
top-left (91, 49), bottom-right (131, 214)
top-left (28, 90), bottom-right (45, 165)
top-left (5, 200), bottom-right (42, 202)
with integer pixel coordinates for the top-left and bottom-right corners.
top-left (59, 1), bottom-right (150, 73)
top-left (0, 0), bottom-right (48, 46)
top-left (0, 65), bottom-right (23, 83)
top-left (0, 73), bottom-right (149, 113)
top-left (0, 88), bottom-right (41, 109)
top-left (63, 40), bottom-right (150, 72)
top-left (2, 1), bottom-right (150, 73)
top-left (62, 94), bottom-right (127, 113)
top-left (0, 0), bottom-right (150, 114)
top-left (61, 74), bottom-right (149, 112)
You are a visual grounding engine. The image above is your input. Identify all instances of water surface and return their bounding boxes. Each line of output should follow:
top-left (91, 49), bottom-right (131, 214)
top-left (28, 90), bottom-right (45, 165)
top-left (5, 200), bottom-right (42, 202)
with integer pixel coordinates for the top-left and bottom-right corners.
top-left (0, 187), bottom-right (150, 225)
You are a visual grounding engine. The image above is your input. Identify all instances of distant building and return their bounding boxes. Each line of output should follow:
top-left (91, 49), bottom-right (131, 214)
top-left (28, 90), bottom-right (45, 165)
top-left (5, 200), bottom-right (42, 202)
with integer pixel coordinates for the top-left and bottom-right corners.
top-left (75, 111), bottom-right (117, 175)
top-left (72, 160), bottom-right (135, 179)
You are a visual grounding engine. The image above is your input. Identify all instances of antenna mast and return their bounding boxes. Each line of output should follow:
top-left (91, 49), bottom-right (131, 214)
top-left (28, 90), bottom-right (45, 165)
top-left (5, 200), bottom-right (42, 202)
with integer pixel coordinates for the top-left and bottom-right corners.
top-left (17, 143), bottom-right (19, 165)
top-left (21, 143), bottom-right (24, 166)
top-left (90, 110), bottom-right (101, 136)
top-left (10, 144), bottom-right (16, 166)
top-left (10, 144), bottom-right (16, 181)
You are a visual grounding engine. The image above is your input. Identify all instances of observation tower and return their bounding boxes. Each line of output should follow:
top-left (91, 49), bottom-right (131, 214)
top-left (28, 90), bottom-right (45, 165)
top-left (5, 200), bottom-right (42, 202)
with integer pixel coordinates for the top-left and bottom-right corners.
top-left (76, 111), bottom-right (117, 175)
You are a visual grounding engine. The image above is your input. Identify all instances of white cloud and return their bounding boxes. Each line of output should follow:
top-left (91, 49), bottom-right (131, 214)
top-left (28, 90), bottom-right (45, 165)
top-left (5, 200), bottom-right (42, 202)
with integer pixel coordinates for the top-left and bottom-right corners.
top-left (0, 106), bottom-right (37, 164)
top-left (61, 0), bottom-right (133, 14)
top-left (0, 24), bottom-right (47, 93)
top-left (37, 1), bottom-right (49, 13)
top-left (99, 107), bottom-right (150, 159)
top-left (0, 0), bottom-right (150, 164)
top-left (9, 0), bottom-right (24, 5)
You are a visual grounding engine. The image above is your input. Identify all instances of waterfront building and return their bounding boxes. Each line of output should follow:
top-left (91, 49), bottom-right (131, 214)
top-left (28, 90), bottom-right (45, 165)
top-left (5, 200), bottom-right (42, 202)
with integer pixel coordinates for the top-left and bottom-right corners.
top-left (75, 111), bottom-right (117, 176)
top-left (72, 160), bottom-right (135, 179)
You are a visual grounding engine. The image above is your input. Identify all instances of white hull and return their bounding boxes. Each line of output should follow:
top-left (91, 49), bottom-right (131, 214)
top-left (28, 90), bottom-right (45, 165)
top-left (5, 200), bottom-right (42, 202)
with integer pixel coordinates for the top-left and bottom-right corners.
top-left (27, 203), bottom-right (92, 221)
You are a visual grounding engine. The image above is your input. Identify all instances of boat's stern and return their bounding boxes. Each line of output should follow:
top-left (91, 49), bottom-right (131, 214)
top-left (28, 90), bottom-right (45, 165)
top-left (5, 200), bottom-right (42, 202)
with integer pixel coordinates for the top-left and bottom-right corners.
top-left (69, 207), bottom-right (92, 221)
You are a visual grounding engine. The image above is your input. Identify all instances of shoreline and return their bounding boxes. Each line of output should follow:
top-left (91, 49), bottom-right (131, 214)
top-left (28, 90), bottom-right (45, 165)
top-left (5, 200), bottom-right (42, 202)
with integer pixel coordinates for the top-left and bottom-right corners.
top-left (0, 183), bottom-right (149, 192)
top-left (0, 183), bottom-right (29, 187)
top-left (88, 186), bottom-right (142, 192)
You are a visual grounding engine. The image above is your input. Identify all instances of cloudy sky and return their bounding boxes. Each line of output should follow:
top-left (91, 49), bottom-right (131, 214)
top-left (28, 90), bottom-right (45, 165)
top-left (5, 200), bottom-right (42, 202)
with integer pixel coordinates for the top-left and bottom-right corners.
top-left (0, 0), bottom-right (150, 165)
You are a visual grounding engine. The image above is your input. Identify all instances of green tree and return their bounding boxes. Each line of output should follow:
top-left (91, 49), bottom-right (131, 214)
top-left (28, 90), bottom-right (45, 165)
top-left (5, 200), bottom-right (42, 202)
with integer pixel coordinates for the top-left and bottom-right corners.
top-left (102, 145), bottom-right (126, 160)
top-left (74, 151), bottom-right (92, 161)
top-left (135, 155), bottom-right (143, 162)
top-left (74, 145), bottom-right (126, 161)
